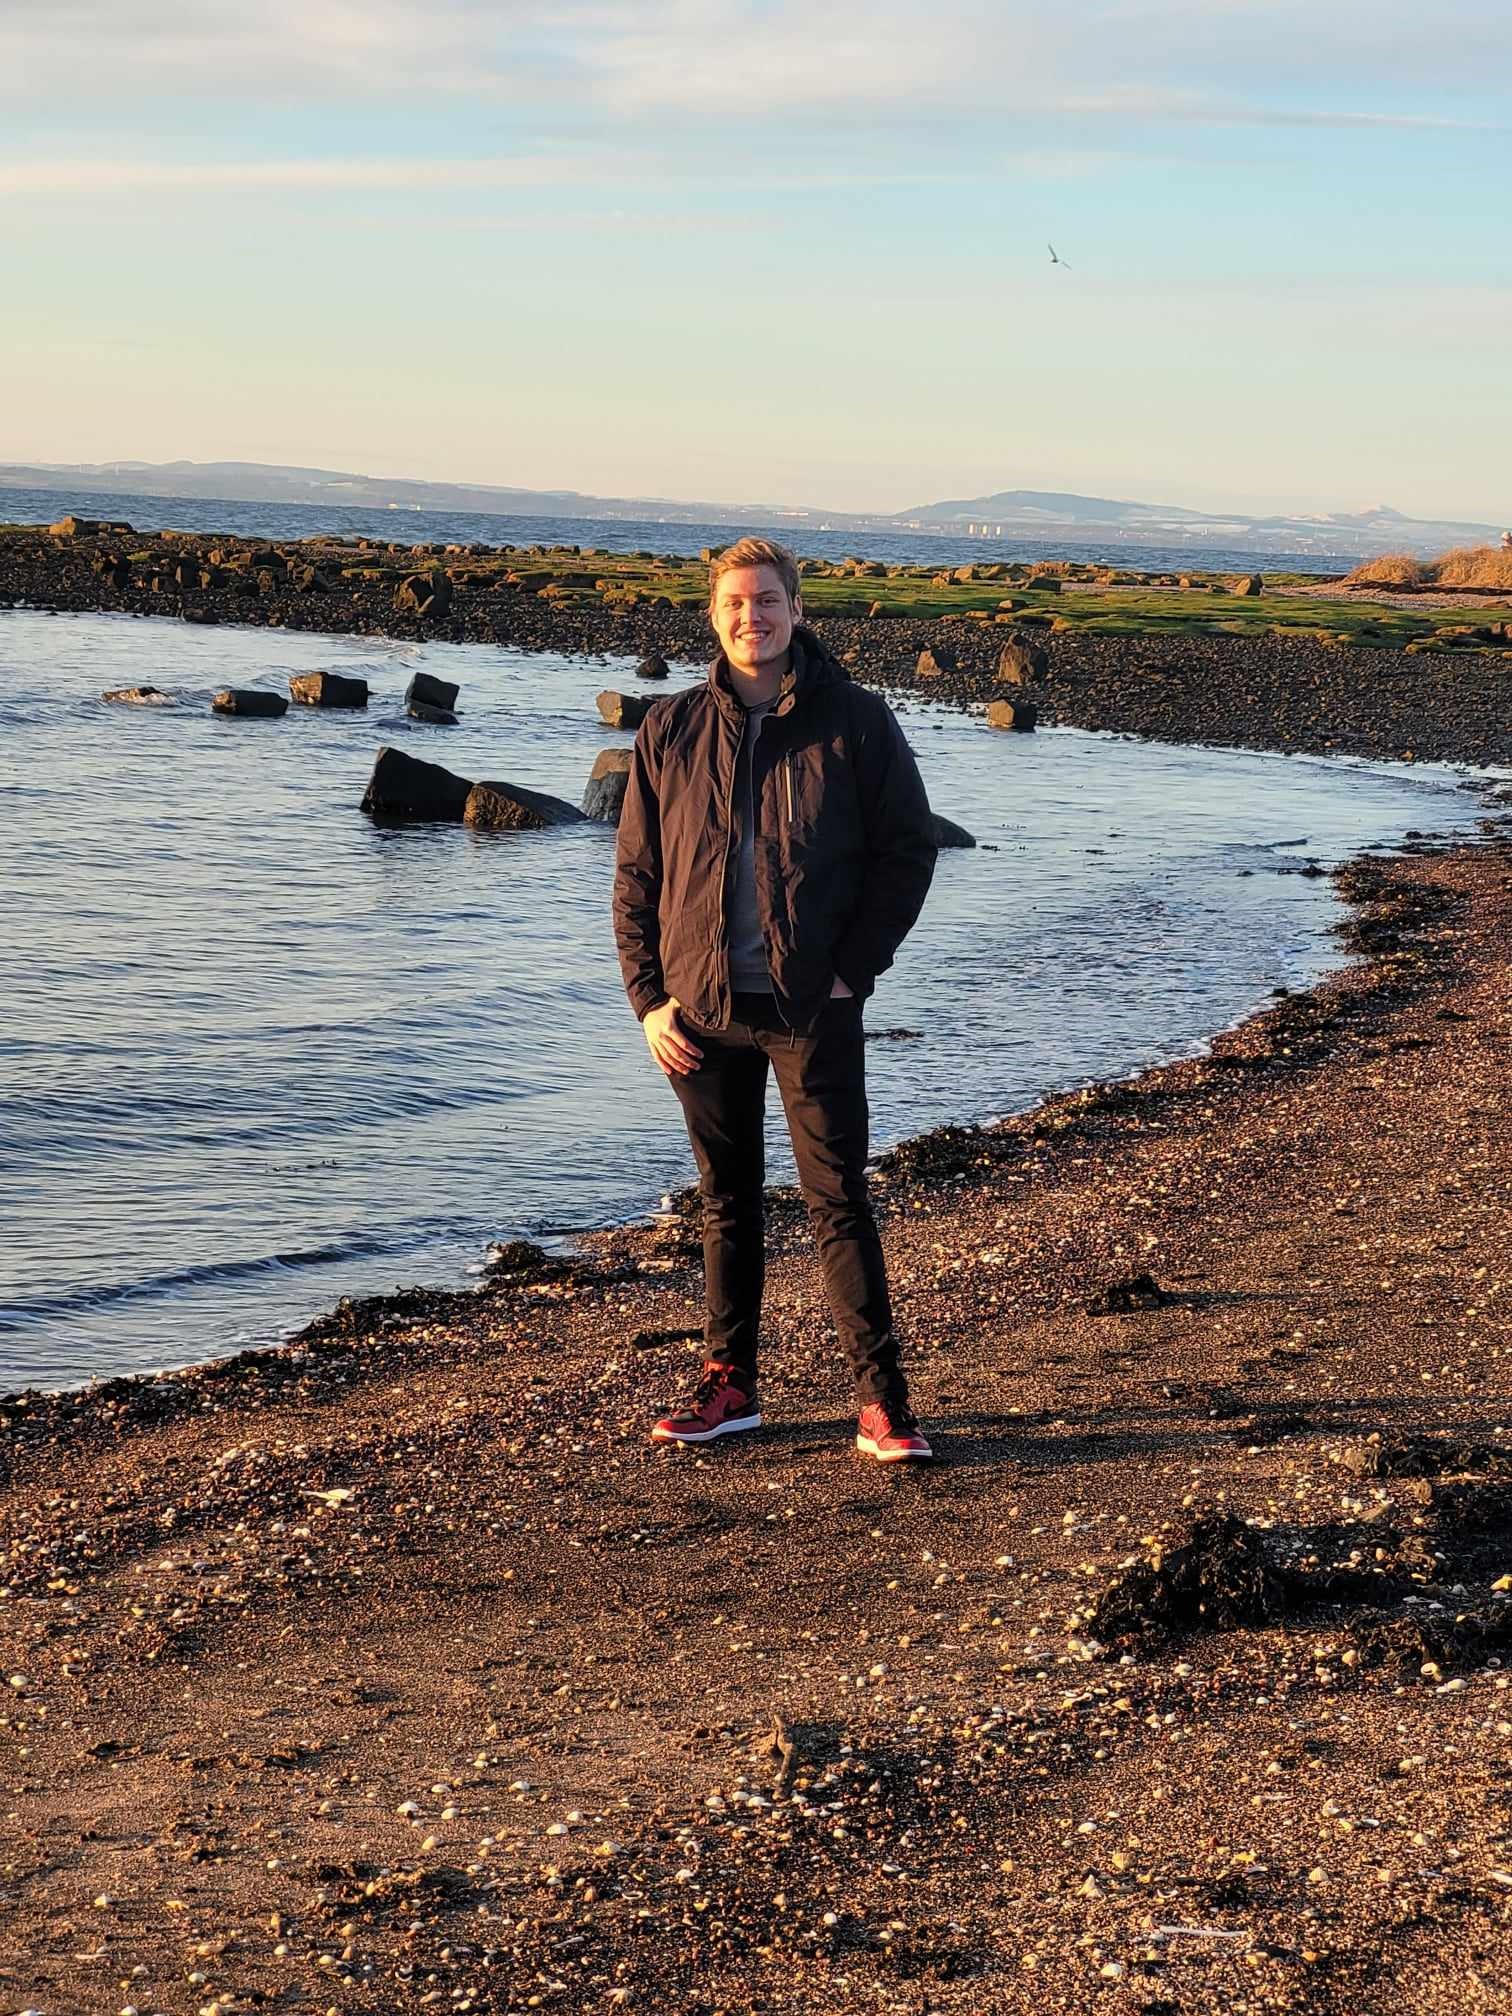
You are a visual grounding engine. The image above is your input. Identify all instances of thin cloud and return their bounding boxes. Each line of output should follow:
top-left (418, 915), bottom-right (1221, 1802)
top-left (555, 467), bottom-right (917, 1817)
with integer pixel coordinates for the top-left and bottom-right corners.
top-left (0, 155), bottom-right (608, 196)
top-left (5, 0), bottom-right (1507, 122)
top-left (0, 145), bottom-right (1118, 201)
top-left (1054, 87), bottom-right (1506, 134)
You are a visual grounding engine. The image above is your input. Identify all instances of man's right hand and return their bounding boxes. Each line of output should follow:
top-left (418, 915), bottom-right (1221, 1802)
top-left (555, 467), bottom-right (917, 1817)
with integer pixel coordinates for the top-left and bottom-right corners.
top-left (643, 997), bottom-right (704, 1078)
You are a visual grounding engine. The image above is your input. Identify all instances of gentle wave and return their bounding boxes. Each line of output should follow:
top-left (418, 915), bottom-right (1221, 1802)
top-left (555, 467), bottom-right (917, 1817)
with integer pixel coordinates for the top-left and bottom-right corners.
top-left (2, 605), bottom-right (1501, 1389)
top-left (0, 1232), bottom-right (402, 1333)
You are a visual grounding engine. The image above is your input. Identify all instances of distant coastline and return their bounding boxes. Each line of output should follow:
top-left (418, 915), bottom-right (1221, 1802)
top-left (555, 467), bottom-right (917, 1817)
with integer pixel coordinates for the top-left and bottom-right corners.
top-left (4, 506), bottom-right (1511, 770)
top-left (0, 478), bottom-right (1365, 574)
top-left (4, 459), bottom-right (1504, 558)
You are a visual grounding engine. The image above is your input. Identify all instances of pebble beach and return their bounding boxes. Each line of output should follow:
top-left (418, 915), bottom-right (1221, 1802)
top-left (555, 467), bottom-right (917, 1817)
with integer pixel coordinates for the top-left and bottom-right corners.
top-left (2, 516), bottom-right (1512, 2013)
top-left (2, 826), bottom-right (1510, 2013)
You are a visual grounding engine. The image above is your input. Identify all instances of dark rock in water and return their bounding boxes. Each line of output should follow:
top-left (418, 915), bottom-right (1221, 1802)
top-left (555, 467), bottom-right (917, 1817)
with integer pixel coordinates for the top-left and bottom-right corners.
top-left (483, 1238), bottom-right (549, 1276)
top-left (464, 780), bottom-right (586, 831)
top-left (929, 813), bottom-right (975, 848)
top-left (406, 670), bottom-right (460, 712)
top-left (395, 569), bottom-right (453, 619)
top-left (597, 689), bottom-right (653, 731)
top-left (986, 697), bottom-right (1038, 732)
top-left (1086, 1272), bottom-right (1171, 1316)
top-left (1089, 1513), bottom-right (1286, 1650)
top-left (289, 670), bottom-right (369, 709)
top-left (407, 699), bottom-right (459, 726)
top-left (996, 638), bottom-right (1048, 686)
top-left (582, 746), bottom-right (632, 822)
top-left (635, 654), bottom-right (670, 681)
top-left (212, 688), bottom-right (288, 717)
top-left (182, 607), bottom-right (219, 626)
top-left (102, 685), bottom-right (173, 706)
top-left (361, 745), bottom-right (471, 821)
top-left (916, 647), bottom-right (956, 678)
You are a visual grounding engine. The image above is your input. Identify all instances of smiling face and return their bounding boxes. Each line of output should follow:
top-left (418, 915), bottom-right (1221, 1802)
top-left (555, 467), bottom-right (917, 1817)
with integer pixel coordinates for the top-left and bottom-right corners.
top-left (710, 563), bottom-right (802, 676)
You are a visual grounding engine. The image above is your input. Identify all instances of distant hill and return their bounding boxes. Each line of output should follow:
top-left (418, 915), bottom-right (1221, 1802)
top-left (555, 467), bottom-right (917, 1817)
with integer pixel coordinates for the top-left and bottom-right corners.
top-left (900, 487), bottom-right (1210, 528)
top-left (0, 458), bottom-right (800, 530)
top-left (894, 487), bottom-right (1505, 556)
top-left (0, 458), bottom-right (1502, 558)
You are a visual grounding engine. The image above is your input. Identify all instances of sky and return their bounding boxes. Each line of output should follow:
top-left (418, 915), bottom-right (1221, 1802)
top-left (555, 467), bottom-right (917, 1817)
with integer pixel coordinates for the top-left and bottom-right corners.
top-left (3, 1), bottom-right (1510, 521)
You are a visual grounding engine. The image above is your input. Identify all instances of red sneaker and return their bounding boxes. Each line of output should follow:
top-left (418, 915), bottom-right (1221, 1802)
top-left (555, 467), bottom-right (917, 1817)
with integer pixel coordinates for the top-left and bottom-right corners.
top-left (856, 1402), bottom-right (932, 1463)
top-left (651, 1363), bottom-right (762, 1445)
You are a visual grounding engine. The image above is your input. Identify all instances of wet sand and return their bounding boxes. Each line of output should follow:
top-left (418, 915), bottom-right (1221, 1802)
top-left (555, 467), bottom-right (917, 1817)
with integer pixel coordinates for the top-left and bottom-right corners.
top-left (4, 825), bottom-right (1511, 2014)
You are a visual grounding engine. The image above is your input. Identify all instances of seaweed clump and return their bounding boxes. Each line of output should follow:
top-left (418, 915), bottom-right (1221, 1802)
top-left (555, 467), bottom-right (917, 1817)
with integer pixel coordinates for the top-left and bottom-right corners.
top-left (1089, 1513), bottom-right (1286, 1650)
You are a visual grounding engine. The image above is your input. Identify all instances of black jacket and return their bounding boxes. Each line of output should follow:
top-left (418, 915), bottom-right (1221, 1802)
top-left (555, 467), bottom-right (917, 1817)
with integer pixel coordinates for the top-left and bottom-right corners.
top-left (613, 625), bottom-right (937, 1035)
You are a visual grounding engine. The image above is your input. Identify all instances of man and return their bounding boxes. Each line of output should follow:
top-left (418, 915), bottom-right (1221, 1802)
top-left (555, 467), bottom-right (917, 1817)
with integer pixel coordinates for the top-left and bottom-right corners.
top-left (613, 536), bottom-right (938, 1462)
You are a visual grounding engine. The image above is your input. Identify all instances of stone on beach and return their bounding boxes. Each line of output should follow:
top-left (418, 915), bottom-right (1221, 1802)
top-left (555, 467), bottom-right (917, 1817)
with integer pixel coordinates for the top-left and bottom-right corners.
top-left (582, 747), bottom-right (633, 823)
top-left (360, 745), bottom-right (471, 821)
top-left (406, 670), bottom-right (461, 712)
top-left (50, 515), bottom-right (132, 537)
top-left (986, 697), bottom-right (1039, 732)
top-left (1229, 574), bottom-right (1264, 596)
top-left (996, 639), bottom-right (1049, 686)
top-left (464, 780), bottom-right (587, 831)
top-left (211, 688), bottom-right (288, 717)
top-left (102, 685), bottom-right (173, 706)
top-left (597, 689), bottom-right (654, 731)
top-left (1086, 1271), bottom-right (1173, 1315)
top-left (289, 670), bottom-right (369, 709)
top-left (395, 570), bottom-right (454, 619)
top-left (90, 551), bottom-right (131, 588)
top-left (916, 647), bottom-right (957, 679)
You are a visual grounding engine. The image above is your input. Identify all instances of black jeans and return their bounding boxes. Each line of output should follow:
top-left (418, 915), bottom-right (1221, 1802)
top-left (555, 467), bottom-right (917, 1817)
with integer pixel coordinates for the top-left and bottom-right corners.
top-left (669, 991), bottom-right (906, 1408)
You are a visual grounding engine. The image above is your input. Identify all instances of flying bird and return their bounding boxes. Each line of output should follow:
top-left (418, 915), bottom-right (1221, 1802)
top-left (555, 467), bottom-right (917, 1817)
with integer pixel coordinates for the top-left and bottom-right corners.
top-left (1048, 242), bottom-right (1071, 269)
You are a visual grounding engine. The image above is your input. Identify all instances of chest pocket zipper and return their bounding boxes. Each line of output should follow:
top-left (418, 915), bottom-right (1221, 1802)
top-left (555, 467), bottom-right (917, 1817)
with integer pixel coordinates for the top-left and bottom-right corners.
top-left (783, 752), bottom-right (794, 825)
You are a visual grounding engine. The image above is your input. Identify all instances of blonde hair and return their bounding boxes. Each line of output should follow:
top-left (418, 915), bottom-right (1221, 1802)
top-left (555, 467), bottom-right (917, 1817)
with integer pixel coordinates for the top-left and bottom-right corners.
top-left (707, 536), bottom-right (801, 606)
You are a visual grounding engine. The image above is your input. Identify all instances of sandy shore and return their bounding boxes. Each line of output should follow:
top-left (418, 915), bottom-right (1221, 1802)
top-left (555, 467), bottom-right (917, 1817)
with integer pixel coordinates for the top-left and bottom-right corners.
top-left (4, 819), bottom-right (1511, 2014)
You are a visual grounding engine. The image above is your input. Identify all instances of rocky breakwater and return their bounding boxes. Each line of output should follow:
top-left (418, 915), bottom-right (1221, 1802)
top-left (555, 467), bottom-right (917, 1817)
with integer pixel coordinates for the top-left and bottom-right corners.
top-left (837, 620), bottom-right (1511, 769)
top-left (8, 520), bottom-right (1512, 768)
top-left (0, 517), bottom-right (715, 664)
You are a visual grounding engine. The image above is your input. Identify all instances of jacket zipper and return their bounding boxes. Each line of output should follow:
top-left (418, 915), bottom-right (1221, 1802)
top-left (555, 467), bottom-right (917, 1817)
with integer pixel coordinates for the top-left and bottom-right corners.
top-left (771, 740), bottom-right (796, 1046)
top-left (715, 711), bottom-right (745, 1025)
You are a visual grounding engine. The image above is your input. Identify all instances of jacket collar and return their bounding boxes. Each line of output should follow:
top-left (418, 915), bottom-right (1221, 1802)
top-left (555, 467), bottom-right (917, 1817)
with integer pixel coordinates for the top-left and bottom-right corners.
top-left (706, 623), bottom-right (847, 723)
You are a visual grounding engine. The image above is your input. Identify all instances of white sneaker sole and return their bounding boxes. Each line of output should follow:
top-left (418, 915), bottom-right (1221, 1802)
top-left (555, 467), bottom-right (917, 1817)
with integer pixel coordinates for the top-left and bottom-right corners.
top-left (856, 1434), bottom-right (933, 1462)
top-left (652, 1412), bottom-right (763, 1445)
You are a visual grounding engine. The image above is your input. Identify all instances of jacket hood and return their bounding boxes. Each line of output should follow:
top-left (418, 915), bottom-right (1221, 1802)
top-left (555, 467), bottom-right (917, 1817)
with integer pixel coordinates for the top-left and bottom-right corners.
top-left (706, 623), bottom-right (850, 722)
